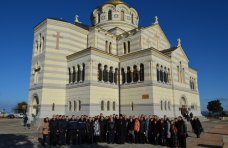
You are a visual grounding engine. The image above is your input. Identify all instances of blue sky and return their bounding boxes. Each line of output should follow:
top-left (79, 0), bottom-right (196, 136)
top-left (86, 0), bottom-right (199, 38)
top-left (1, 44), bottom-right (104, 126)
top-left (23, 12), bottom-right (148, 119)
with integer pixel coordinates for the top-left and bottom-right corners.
top-left (0, 0), bottom-right (227, 112)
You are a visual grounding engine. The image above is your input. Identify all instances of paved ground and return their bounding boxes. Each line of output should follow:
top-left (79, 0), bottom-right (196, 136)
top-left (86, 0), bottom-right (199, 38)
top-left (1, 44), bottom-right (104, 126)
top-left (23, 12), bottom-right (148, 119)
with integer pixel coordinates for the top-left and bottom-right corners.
top-left (0, 118), bottom-right (227, 148)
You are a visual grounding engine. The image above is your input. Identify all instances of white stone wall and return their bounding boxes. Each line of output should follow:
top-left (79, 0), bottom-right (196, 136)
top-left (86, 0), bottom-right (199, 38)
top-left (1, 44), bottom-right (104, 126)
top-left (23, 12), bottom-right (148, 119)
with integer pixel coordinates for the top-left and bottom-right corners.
top-left (28, 19), bottom-right (89, 118)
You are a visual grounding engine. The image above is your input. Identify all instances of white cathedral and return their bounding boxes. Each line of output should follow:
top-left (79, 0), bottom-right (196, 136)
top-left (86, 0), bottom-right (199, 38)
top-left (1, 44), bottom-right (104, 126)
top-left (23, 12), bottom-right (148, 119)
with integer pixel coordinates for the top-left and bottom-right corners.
top-left (28, 0), bottom-right (201, 119)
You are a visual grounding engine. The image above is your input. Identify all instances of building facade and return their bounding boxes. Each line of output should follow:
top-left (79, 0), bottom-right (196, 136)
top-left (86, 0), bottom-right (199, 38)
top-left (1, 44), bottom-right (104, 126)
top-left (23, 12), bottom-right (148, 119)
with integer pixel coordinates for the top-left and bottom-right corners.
top-left (28, 0), bottom-right (201, 119)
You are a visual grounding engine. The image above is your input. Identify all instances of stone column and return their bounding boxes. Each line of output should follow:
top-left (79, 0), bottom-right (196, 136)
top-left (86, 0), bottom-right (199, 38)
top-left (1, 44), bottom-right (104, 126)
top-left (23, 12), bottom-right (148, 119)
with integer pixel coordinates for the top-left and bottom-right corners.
top-left (113, 70), bottom-right (115, 84)
top-left (119, 69), bottom-right (122, 85)
top-left (137, 66), bottom-right (140, 82)
top-left (70, 68), bottom-right (74, 84)
top-left (107, 68), bottom-right (110, 83)
top-left (124, 69), bottom-right (127, 84)
top-left (80, 65), bottom-right (83, 82)
top-left (163, 69), bottom-right (165, 83)
top-left (75, 66), bottom-right (78, 83)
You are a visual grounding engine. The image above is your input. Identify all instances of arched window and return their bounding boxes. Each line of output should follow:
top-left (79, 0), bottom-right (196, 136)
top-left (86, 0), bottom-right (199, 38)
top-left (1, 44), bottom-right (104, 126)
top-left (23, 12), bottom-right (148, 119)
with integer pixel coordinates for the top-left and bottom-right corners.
top-left (42, 37), bottom-right (45, 51)
top-left (109, 42), bottom-right (112, 53)
top-left (69, 101), bottom-right (72, 111)
top-left (98, 64), bottom-right (102, 81)
top-left (113, 101), bottom-right (116, 111)
top-left (193, 79), bottom-right (195, 90)
top-left (121, 10), bottom-right (125, 21)
top-left (140, 64), bottom-right (144, 81)
top-left (101, 100), bottom-right (104, 111)
top-left (105, 41), bottom-right (108, 52)
top-left (82, 63), bottom-right (85, 82)
top-left (127, 67), bottom-right (131, 83)
top-left (123, 42), bottom-right (127, 54)
top-left (121, 68), bottom-right (125, 84)
top-left (79, 100), bottom-right (81, 111)
top-left (161, 100), bottom-right (163, 110)
top-left (109, 67), bottom-right (113, 83)
top-left (182, 68), bottom-right (185, 83)
top-left (98, 13), bottom-right (101, 23)
top-left (160, 66), bottom-right (163, 82)
top-left (103, 65), bottom-right (108, 82)
top-left (131, 13), bottom-right (134, 24)
top-left (157, 64), bottom-right (160, 82)
top-left (108, 10), bottom-right (112, 20)
top-left (52, 103), bottom-right (55, 111)
top-left (133, 65), bottom-right (138, 82)
top-left (72, 67), bottom-right (76, 83)
top-left (131, 102), bottom-right (134, 111)
top-left (74, 101), bottom-right (76, 111)
top-left (164, 67), bottom-right (167, 83)
top-left (177, 66), bottom-right (180, 82)
top-left (36, 40), bottom-right (38, 54)
top-left (128, 41), bottom-right (130, 53)
top-left (77, 65), bottom-right (81, 82)
top-left (114, 68), bottom-right (118, 84)
top-left (167, 68), bottom-right (170, 83)
top-left (39, 33), bottom-right (42, 50)
top-left (165, 101), bottom-right (167, 110)
top-left (68, 68), bottom-right (71, 83)
top-left (168, 101), bottom-right (171, 110)
top-left (107, 101), bottom-right (110, 111)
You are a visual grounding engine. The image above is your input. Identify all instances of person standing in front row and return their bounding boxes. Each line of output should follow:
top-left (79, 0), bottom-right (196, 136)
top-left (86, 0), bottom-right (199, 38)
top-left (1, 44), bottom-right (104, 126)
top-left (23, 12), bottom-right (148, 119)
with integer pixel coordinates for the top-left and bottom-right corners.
top-left (177, 116), bottom-right (187, 148)
top-left (41, 117), bottom-right (49, 146)
top-left (107, 116), bottom-right (115, 144)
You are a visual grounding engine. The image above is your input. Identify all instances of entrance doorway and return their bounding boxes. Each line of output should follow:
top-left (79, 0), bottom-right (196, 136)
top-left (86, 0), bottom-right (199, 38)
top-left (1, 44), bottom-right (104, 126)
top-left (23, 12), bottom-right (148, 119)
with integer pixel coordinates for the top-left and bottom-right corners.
top-left (31, 95), bottom-right (39, 116)
top-left (179, 97), bottom-right (188, 116)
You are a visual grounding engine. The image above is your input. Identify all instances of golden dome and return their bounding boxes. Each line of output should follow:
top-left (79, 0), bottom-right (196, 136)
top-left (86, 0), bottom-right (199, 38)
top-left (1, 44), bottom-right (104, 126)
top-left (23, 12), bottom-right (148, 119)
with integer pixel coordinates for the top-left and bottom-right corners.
top-left (108, 0), bottom-right (124, 5)
top-left (101, 0), bottom-right (131, 8)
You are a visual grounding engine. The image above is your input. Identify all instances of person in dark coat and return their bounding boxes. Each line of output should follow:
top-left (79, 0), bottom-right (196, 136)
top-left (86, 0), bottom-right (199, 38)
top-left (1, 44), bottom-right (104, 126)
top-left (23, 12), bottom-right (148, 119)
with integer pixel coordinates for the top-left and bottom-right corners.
top-left (128, 117), bottom-right (135, 143)
top-left (139, 117), bottom-right (146, 144)
top-left (67, 116), bottom-right (78, 145)
top-left (150, 118), bottom-right (159, 145)
top-left (170, 122), bottom-right (178, 148)
top-left (86, 117), bottom-right (94, 144)
top-left (116, 114), bottom-right (126, 144)
top-left (65, 116), bottom-right (71, 145)
top-left (49, 115), bottom-right (58, 146)
top-left (77, 118), bottom-right (87, 144)
top-left (99, 116), bottom-right (106, 143)
top-left (192, 117), bottom-right (202, 138)
top-left (159, 118), bottom-right (166, 146)
top-left (58, 115), bottom-right (67, 145)
top-left (177, 116), bottom-right (187, 148)
top-left (107, 117), bottom-right (116, 144)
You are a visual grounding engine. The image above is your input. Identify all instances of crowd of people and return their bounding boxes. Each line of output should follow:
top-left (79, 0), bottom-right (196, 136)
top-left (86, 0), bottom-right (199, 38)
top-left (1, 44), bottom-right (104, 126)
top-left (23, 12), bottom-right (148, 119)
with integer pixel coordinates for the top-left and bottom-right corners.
top-left (39, 113), bottom-right (203, 148)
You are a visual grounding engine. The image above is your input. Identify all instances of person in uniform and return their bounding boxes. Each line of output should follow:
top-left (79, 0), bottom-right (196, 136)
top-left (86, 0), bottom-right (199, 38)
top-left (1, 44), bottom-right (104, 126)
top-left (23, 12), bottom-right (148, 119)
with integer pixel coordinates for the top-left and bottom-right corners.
top-left (116, 114), bottom-right (126, 144)
top-left (58, 115), bottom-right (67, 145)
top-left (107, 116), bottom-right (115, 144)
top-left (49, 115), bottom-right (58, 146)
top-left (86, 117), bottom-right (94, 144)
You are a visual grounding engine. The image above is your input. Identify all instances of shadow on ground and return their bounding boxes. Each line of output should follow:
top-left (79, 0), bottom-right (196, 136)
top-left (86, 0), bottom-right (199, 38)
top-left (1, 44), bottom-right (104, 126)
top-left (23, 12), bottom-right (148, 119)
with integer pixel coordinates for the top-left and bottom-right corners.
top-left (198, 144), bottom-right (222, 148)
top-left (0, 134), bottom-right (114, 148)
top-left (0, 134), bottom-right (36, 148)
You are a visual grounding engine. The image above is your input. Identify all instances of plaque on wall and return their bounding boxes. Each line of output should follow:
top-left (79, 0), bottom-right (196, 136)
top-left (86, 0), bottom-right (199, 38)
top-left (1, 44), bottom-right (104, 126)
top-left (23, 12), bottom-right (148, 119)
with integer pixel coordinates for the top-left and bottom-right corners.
top-left (142, 94), bottom-right (149, 99)
top-left (101, 16), bottom-right (105, 20)
top-left (114, 14), bottom-right (118, 18)
top-left (127, 16), bottom-right (130, 20)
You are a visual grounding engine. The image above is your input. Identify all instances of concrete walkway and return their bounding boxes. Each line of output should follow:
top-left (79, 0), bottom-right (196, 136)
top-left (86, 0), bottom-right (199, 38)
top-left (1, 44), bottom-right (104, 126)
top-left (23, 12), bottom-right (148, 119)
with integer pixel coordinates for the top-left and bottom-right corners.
top-left (187, 120), bottom-right (228, 148)
top-left (0, 118), bottom-right (227, 148)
